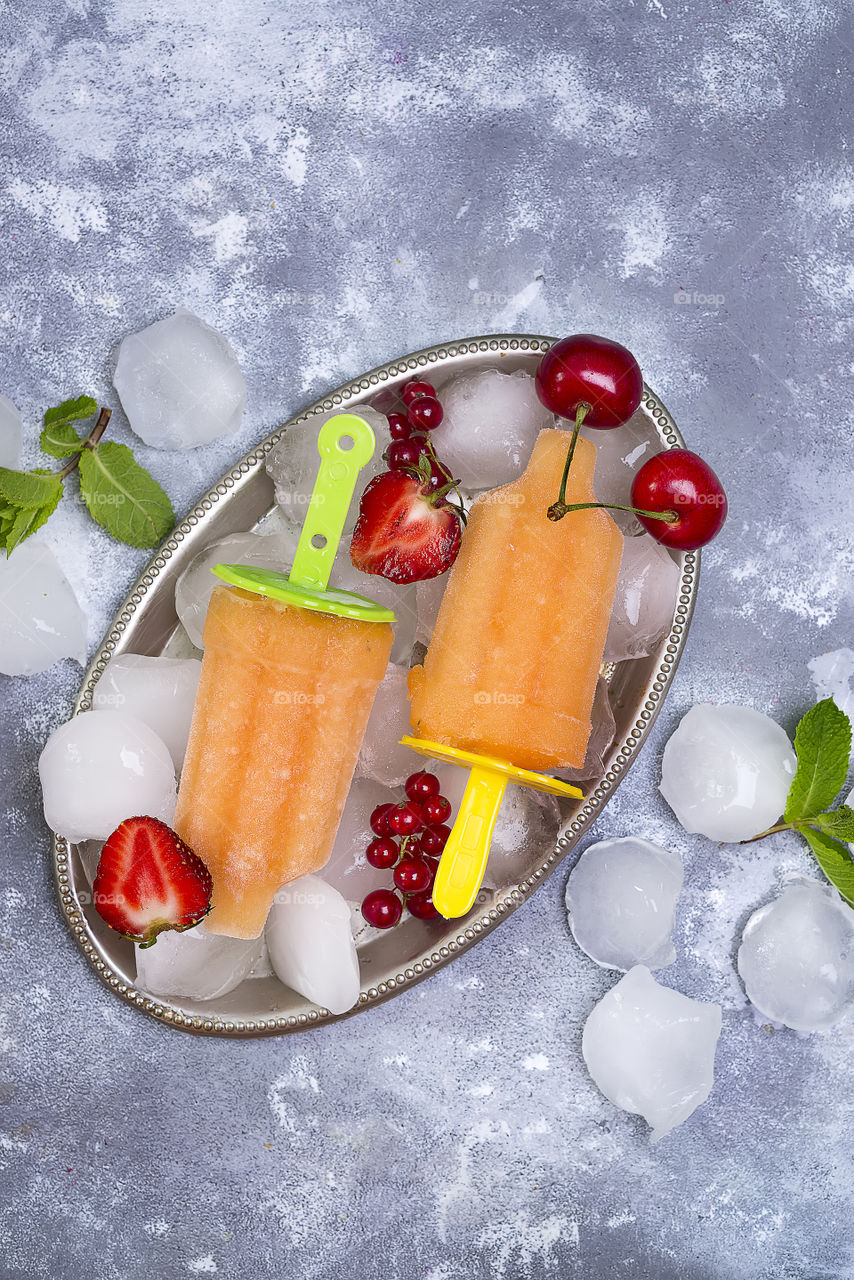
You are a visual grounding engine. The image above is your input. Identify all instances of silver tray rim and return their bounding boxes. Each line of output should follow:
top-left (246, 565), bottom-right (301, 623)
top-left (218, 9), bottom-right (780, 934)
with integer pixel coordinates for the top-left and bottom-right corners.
top-left (51, 332), bottom-right (699, 1037)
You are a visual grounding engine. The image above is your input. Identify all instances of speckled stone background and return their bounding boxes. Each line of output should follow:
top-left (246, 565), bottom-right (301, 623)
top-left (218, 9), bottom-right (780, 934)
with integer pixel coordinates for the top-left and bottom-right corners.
top-left (2, 1), bottom-right (854, 1276)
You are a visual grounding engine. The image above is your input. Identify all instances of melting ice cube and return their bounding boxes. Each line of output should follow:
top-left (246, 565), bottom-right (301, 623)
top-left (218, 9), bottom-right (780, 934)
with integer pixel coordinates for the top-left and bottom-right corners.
top-left (737, 879), bottom-right (854, 1031)
top-left (0, 394), bottom-right (22, 469)
top-left (266, 874), bottom-right (361, 1015)
top-left (175, 526), bottom-right (299, 649)
top-left (808, 648), bottom-right (854, 726)
top-left (135, 923), bottom-right (263, 1001)
top-left (565, 837), bottom-right (683, 970)
top-left (415, 572), bottom-right (449, 648)
top-left (357, 662), bottom-right (421, 787)
top-left (580, 412), bottom-right (660, 534)
top-left (604, 535), bottom-right (680, 663)
top-left (0, 540), bottom-right (87, 676)
top-left (113, 308), bottom-right (246, 450)
top-left (39, 710), bottom-right (177, 843)
top-left (582, 965), bottom-right (722, 1142)
top-left (430, 368), bottom-right (552, 490)
top-left (660, 703), bottom-right (796, 842)
top-left (93, 653), bottom-right (201, 769)
top-left (320, 778), bottom-right (401, 900)
top-left (266, 405), bottom-right (389, 536)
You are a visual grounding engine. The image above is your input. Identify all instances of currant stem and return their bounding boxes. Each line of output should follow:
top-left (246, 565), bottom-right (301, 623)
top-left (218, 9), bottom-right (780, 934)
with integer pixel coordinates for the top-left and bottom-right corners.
top-left (59, 407), bottom-right (112, 479)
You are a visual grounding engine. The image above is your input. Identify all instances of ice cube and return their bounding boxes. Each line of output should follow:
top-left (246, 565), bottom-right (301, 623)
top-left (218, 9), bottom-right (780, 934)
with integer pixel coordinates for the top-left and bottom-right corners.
top-left (0, 394), bottom-right (22, 469)
top-left (357, 663), bottom-right (421, 787)
top-left (266, 406), bottom-right (389, 536)
top-left (582, 965), bottom-right (722, 1142)
top-left (808, 648), bottom-right (854, 726)
top-left (554, 676), bottom-right (616, 782)
top-left (39, 710), bottom-right (177, 843)
top-left (266, 874), bottom-right (361, 1015)
top-left (329, 541), bottom-right (417, 665)
top-left (92, 654), bottom-right (201, 769)
top-left (737, 879), bottom-right (854, 1031)
top-left (430, 368), bottom-right (552, 490)
top-left (0, 539), bottom-right (87, 676)
top-left (565, 837), bottom-right (683, 970)
top-left (113, 308), bottom-right (246, 450)
top-left (135, 923), bottom-right (262, 1001)
top-left (175, 527), bottom-right (299, 649)
top-left (320, 778), bottom-right (401, 900)
top-left (415, 573), bottom-right (449, 647)
top-left (580, 412), bottom-right (661, 534)
top-left (660, 704), bottom-right (796, 842)
top-left (604, 535), bottom-right (680, 663)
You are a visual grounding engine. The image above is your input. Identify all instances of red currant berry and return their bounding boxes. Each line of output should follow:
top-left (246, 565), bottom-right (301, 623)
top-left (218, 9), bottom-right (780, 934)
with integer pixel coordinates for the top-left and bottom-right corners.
top-left (423, 455), bottom-right (454, 492)
top-left (361, 889), bottom-right (403, 929)
top-left (387, 412), bottom-right (410, 440)
top-left (407, 890), bottom-right (440, 920)
top-left (630, 449), bottom-right (727, 550)
top-left (401, 379), bottom-right (435, 405)
top-left (393, 856), bottom-right (433, 894)
top-left (535, 334), bottom-right (643, 429)
top-left (407, 395), bottom-right (444, 433)
top-left (388, 802), bottom-right (423, 837)
top-left (405, 770), bottom-right (441, 802)
top-left (422, 795), bottom-right (451, 826)
top-left (387, 437), bottom-right (427, 471)
top-left (369, 803), bottom-right (394, 837)
top-left (418, 823), bottom-right (450, 856)
top-left (366, 837), bottom-right (399, 869)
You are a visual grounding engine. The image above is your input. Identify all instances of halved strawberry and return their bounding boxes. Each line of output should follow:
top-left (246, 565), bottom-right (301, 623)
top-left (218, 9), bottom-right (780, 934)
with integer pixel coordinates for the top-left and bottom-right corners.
top-left (350, 470), bottom-right (463, 584)
top-left (93, 816), bottom-right (212, 948)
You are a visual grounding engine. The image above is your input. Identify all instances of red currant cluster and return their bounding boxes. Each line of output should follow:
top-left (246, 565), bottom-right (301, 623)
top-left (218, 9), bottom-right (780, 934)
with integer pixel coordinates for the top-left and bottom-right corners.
top-left (384, 379), bottom-right (454, 493)
top-left (360, 770), bottom-right (453, 928)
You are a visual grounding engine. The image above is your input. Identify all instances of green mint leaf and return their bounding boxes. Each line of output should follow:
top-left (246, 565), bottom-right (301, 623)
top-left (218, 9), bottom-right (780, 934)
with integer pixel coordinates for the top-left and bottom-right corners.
top-left (43, 395), bottom-right (97, 429)
top-left (0, 467), bottom-right (64, 511)
top-left (800, 826), bottom-right (854, 905)
top-left (813, 806), bottom-right (854, 843)
top-left (785, 698), bottom-right (852, 823)
top-left (4, 489), bottom-right (64, 553)
top-left (77, 442), bottom-right (174, 549)
top-left (40, 421), bottom-right (85, 459)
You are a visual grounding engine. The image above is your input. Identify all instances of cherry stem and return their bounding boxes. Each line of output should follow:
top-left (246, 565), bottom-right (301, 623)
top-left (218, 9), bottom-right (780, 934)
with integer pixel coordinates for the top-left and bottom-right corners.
top-left (550, 402), bottom-right (590, 514)
top-left (59, 407), bottom-right (111, 479)
top-left (549, 500), bottom-right (679, 525)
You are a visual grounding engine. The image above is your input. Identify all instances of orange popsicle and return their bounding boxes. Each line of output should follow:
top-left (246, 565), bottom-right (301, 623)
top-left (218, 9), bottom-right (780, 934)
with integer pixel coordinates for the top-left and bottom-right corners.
top-left (175, 584), bottom-right (392, 938)
top-left (408, 428), bottom-right (623, 772)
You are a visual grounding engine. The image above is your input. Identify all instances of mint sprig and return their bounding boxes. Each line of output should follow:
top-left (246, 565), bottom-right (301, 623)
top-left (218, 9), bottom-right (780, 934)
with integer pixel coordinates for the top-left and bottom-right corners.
top-left (0, 399), bottom-right (175, 555)
top-left (744, 698), bottom-right (854, 903)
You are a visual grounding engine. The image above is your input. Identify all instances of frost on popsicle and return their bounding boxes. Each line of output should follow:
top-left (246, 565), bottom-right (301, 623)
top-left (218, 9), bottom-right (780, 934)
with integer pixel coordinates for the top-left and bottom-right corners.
top-left (0, 540), bottom-right (87, 676)
top-left (266, 875), bottom-right (361, 1015)
top-left (604, 534), bottom-right (680, 663)
top-left (566, 837), bottom-right (683, 971)
top-left (429, 368), bottom-right (551, 490)
top-left (93, 654), bottom-right (202, 769)
top-left (39, 711), bottom-right (177, 843)
top-left (136, 923), bottom-right (263, 1002)
top-left (737, 880), bottom-right (854, 1032)
top-left (582, 965), bottom-right (722, 1142)
top-left (660, 704), bottom-right (796, 842)
top-left (0, 394), bottom-right (22, 469)
top-left (113, 309), bottom-right (246, 450)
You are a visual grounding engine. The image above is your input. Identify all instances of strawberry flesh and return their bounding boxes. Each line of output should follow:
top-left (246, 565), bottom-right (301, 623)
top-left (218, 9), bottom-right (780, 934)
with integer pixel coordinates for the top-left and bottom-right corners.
top-left (350, 470), bottom-right (462, 584)
top-left (93, 816), bottom-right (212, 948)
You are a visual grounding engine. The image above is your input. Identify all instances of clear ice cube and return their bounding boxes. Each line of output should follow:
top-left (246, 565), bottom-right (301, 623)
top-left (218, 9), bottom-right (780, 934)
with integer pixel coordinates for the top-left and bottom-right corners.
top-left (320, 778), bottom-right (401, 900)
top-left (430, 368), bottom-right (552, 490)
top-left (580, 410), bottom-right (661, 534)
top-left (93, 653), bottom-right (202, 769)
top-left (113, 308), bottom-right (246, 450)
top-left (737, 879), bottom-right (854, 1031)
top-left (0, 394), bottom-right (22, 469)
top-left (39, 710), bottom-right (177, 843)
top-left (0, 539), bottom-right (87, 676)
top-left (415, 572), bottom-right (449, 648)
top-left (357, 662), bottom-right (421, 787)
top-left (266, 874), bottom-right (361, 1015)
top-left (582, 965), bottom-right (722, 1142)
top-left (135, 923), bottom-right (262, 1001)
top-left (808, 648), bottom-right (854, 726)
top-left (565, 837), bottom-right (683, 970)
top-left (660, 703), bottom-right (796, 842)
top-left (604, 535), bottom-right (680, 663)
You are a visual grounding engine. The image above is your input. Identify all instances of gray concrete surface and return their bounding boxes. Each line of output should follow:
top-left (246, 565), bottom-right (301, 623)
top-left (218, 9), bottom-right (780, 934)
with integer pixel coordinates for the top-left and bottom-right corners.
top-left (1, 1), bottom-right (853, 1276)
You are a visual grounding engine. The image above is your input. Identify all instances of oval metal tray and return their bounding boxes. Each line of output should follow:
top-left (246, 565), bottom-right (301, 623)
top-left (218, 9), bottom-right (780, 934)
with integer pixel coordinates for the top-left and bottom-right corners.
top-left (52, 333), bottom-right (698, 1036)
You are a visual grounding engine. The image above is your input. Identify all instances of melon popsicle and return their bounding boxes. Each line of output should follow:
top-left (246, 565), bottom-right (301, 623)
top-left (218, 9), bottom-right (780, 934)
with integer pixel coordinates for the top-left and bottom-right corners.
top-left (174, 415), bottom-right (394, 940)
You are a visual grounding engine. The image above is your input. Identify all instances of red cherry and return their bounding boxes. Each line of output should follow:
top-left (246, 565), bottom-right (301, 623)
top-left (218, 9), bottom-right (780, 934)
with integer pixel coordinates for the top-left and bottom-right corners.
top-left (631, 449), bottom-right (727, 550)
top-left (422, 795), bottom-right (451, 826)
top-left (387, 412), bottom-right (411, 440)
top-left (405, 771), bottom-right (441, 802)
top-left (418, 823), bottom-right (450, 856)
top-left (407, 396), bottom-right (444, 433)
top-left (388, 802), bottom-right (423, 836)
top-left (369, 803), bottom-right (394, 837)
top-left (401, 379), bottom-right (435, 405)
top-left (361, 889), bottom-right (403, 929)
top-left (406, 890), bottom-right (440, 920)
top-left (366, 837), bottom-right (399, 869)
top-left (387, 436), bottom-right (428, 471)
top-left (393, 857), bottom-right (433, 894)
top-left (535, 334), bottom-right (643, 429)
